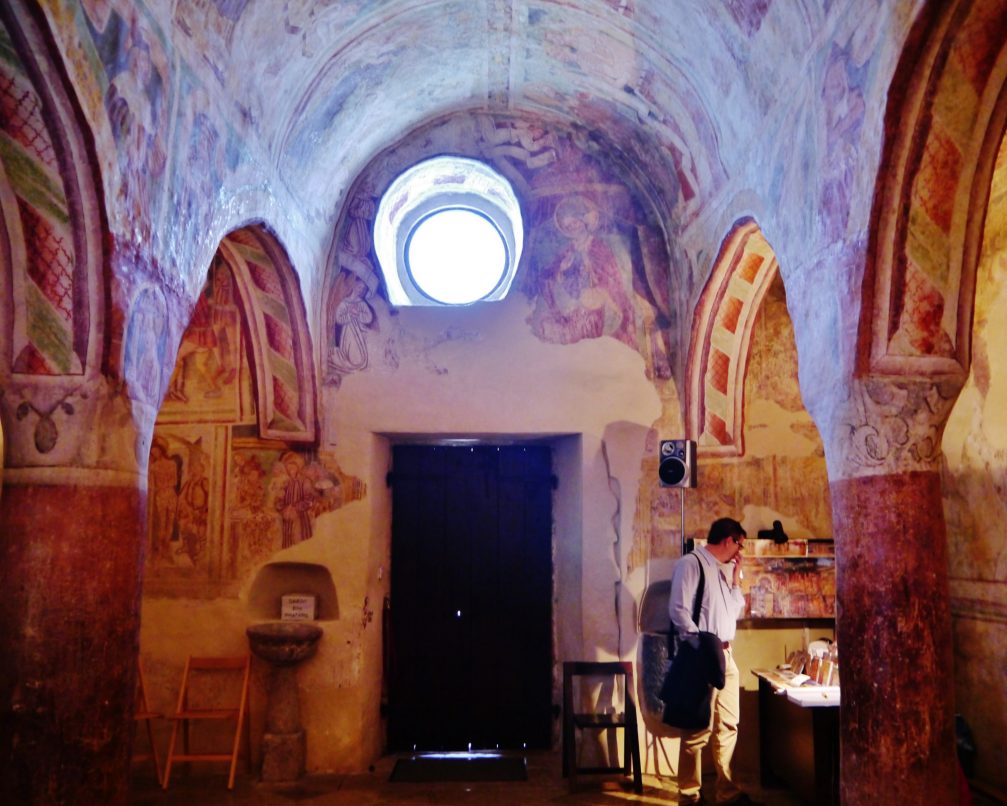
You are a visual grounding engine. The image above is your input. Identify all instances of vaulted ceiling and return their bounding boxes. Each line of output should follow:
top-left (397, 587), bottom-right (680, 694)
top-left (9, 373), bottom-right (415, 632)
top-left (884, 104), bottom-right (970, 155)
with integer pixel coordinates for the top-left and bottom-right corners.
top-left (173, 0), bottom-right (908, 260)
top-left (7, 0), bottom-right (952, 429)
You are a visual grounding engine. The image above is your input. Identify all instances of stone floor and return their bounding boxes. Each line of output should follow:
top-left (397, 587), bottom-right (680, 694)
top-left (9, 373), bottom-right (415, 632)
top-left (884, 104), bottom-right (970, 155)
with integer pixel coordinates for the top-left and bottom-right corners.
top-left (131, 752), bottom-right (1003, 805)
top-left (130, 751), bottom-right (809, 806)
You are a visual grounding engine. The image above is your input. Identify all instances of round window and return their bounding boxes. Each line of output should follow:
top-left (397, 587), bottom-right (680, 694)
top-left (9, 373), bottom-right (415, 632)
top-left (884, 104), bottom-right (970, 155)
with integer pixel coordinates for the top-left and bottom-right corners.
top-left (373, 157), bottom-right (523, 306)
top-left (405, 207), bottom-right (508, 304)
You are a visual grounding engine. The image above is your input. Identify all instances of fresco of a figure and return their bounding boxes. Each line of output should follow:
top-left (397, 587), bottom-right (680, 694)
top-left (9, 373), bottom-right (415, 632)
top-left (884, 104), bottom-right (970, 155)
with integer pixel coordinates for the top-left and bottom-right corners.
top-left (175, 441), bottom-right (210, 566)
top-left (144, 241), bottom-right (363, 595)
top-left (324, 116), bottom-right (673, 386)
top-left (145, 426), bottom-right (220, 582)
top-left (819, 45), bottom-right (866, 241)
top-left (326, 195), bottom-right (380, 386)
top-left (529, 194), bottom-right (637, 348)
top-left (273, 451), bottom-right (316, 548)
top-left (162, 257), bottom-right (242, 421)
top-left (327, 271), bottom-right (376, 383)
top-left (148, 435), bottom-right (181, 561)
top-left (226, 440), bottom-right (361, 576)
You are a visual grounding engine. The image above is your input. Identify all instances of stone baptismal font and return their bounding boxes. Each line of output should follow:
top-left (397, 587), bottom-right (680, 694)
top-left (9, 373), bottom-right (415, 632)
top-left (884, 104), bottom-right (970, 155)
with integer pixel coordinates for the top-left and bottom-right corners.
top-left (246, 621), bottom-right (323, 782)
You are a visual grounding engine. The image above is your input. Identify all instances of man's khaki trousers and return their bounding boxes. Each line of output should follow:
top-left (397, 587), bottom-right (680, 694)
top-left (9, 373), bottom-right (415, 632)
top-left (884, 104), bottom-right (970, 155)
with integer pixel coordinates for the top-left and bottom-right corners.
top-left (674, 648), bottom-right (742, 804)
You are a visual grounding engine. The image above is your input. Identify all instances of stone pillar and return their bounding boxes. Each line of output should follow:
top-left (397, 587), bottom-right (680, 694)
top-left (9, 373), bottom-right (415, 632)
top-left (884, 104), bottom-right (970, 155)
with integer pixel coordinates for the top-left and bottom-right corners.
top-left (0, 381), bottom-right (148, 805)
top-left (832, 470), bottom-right (956, 805)
top-left (823, 378), bottom-right (961, 805)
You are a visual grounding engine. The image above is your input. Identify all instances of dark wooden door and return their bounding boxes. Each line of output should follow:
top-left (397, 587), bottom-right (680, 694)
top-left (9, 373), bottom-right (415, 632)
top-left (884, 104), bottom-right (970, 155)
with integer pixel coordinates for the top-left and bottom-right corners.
top-left (388, 444), bottom-right (553, 751)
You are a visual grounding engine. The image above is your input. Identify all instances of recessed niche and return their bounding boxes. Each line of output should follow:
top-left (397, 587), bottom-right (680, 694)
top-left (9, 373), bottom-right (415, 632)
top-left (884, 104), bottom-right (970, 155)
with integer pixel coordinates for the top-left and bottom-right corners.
top-left (248, 561), bottom-right (339, 621)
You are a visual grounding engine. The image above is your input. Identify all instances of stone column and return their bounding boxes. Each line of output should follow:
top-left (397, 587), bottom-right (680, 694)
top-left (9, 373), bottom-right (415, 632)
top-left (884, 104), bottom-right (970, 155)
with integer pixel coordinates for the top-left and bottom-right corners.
top-left (0, 379), bottom-right (148, 805)
top-left (824, 378), bottom-right (961, 805)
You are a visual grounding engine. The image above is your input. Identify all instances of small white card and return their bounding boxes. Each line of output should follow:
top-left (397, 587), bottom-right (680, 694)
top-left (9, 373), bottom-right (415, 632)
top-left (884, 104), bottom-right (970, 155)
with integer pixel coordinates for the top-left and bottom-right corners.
top-left (281, 594), bottom-right (316, 621)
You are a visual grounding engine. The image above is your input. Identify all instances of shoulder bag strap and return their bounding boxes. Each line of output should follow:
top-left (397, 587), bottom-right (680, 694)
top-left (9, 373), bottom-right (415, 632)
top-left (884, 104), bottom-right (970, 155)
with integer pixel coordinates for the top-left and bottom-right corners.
top-left (668, 551), bottom-right (709, 656)
top-left (690, 552), bottom-right (705, 629)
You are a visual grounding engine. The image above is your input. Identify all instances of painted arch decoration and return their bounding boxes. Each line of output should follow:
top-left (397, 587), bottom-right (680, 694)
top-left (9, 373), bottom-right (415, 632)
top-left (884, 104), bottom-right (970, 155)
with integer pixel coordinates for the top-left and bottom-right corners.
top-left (217, 226), bottom-right (317, 444)
top-left (0, 1), bottom-right (104, 379)
top-left (866, 0), bottom-right (1007, 378)
top-left (686, 219), bottom-right (778, 456)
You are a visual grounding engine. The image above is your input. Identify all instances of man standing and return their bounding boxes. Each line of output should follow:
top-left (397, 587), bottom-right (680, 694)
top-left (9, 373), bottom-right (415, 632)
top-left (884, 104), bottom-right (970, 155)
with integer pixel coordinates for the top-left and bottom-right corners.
top-left (668, 517), bottom-right (757, 805)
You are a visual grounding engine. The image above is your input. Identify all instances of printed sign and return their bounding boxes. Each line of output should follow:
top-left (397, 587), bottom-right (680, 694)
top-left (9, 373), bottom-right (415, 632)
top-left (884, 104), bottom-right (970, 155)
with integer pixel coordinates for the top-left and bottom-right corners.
top-left (281, 594), bottom-right (317, 621)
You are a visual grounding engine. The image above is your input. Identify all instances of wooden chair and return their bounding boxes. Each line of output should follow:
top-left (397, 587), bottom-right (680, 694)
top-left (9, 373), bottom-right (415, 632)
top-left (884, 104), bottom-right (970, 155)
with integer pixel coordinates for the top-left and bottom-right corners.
top-left (562, 661), bottom-right (643, 793)
top-left (162, 655), bottom-right (251, 791)
top-left (133, 658), bottom-right (163, 785)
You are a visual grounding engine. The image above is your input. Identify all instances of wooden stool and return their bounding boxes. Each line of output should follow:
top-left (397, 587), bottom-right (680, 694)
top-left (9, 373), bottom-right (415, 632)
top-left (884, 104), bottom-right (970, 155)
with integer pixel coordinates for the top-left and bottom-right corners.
top-left (562, 661), bottom-right (643, 793)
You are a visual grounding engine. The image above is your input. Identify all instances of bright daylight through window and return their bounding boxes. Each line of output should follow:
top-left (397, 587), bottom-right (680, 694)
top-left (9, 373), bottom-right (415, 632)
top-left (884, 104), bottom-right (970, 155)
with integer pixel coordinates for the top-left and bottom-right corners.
top-left (373, 157), bottom-right (524, 306)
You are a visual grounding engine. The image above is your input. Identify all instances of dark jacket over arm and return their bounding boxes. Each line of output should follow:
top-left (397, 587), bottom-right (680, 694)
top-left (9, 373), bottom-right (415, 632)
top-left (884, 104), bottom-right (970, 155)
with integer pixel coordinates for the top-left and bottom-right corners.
top-left (660, 631), bottom-right (726, 730)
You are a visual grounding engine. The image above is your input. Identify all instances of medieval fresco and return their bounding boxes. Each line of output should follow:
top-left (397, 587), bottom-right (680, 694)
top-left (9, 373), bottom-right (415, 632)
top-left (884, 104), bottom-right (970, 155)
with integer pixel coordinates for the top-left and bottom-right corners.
top-left (160, 255), bottom-right (245, 423)
top-left (742, 543), bottom-right (837, 620)
top-left (147, 424), bottom-right (222, 578)
top-left (941, 133), bottom-right (1007, 795)
top-left (145, 423), bottom-right (362, 597)
top-left (818, 43), bottom-right (866, 244)
top-left (0, 17), bottom-right (82, 375)
top-left (866, 0), bottom-right (1007, 375)
top-left (52, 0), bottom-right (247, 288)
top-left (689, 222), bottom-right (778, 453)
top-left (77, 0), bottom-right (172, 247)
top-left (745, 276), bottom-right (818, 418)
top-left (145, 252), bottom-right (363, 598)
top-left (323, 113), bottom-right (674, 389)
top-left (325, 195), bottom-right (379, 386)
top-left (230, 437), bottom-right (359, 559)
top-left (943, 136), bottom-right (1007, 597)
top-left (630, 272), bottom-right (831, 572)
top-left (768, 3), bottom-right (876, 272)
top-left (525, 191), bottom-right (639, 349)
top-left (167, 68), bottom-right (236, 252)
top-left (172, 0), bottom-right (250, 77)
top-left (220, 228), bottom-right (315, 441)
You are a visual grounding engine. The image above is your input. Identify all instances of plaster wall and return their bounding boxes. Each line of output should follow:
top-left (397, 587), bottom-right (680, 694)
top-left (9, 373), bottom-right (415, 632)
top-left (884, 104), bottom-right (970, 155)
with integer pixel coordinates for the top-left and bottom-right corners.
top-left (941, 141), bottom-right (1007, 798)
top-left (139, 255), bottom-right (829, 777)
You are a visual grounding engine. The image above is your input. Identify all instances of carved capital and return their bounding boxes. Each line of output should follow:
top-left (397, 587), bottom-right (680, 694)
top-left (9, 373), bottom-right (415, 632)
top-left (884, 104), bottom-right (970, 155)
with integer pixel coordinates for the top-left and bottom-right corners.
top-left (826, 377), bottom-right (963, 480)
top-left (0, 376), bottom-right (149, 480)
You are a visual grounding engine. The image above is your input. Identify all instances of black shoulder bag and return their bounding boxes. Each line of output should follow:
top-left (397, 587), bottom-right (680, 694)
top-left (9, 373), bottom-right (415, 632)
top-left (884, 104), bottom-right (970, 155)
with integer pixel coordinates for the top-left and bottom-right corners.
top-left (660, 552), bottom-right (725, 729)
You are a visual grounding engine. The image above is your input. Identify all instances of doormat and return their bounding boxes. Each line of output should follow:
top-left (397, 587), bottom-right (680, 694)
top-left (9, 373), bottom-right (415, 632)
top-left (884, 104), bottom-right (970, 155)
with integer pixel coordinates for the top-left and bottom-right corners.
top-left (390, 754), bottom-right (528, 782)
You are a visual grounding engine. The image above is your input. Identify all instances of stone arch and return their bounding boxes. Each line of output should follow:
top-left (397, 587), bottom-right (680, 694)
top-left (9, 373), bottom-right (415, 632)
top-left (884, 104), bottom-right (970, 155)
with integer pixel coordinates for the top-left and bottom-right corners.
top-left (0, 0), bottom-right (105, 382)
top-left (217, 224), bottom-right (317, 443)
top-left (862, 0), bottom-right (1007, 379)
top-left (686, 218), bottom-right (778, 455)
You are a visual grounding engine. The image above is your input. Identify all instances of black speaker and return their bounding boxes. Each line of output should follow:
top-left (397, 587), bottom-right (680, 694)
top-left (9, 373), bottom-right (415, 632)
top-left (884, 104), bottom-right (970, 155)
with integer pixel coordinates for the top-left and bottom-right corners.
top-left (659, 439), bottom-right (696, 488)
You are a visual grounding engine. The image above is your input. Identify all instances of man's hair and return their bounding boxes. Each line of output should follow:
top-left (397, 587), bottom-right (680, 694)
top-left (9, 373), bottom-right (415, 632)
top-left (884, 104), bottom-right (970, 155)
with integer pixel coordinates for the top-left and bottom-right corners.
top-left (707, 517), bottom-right (746, 545)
